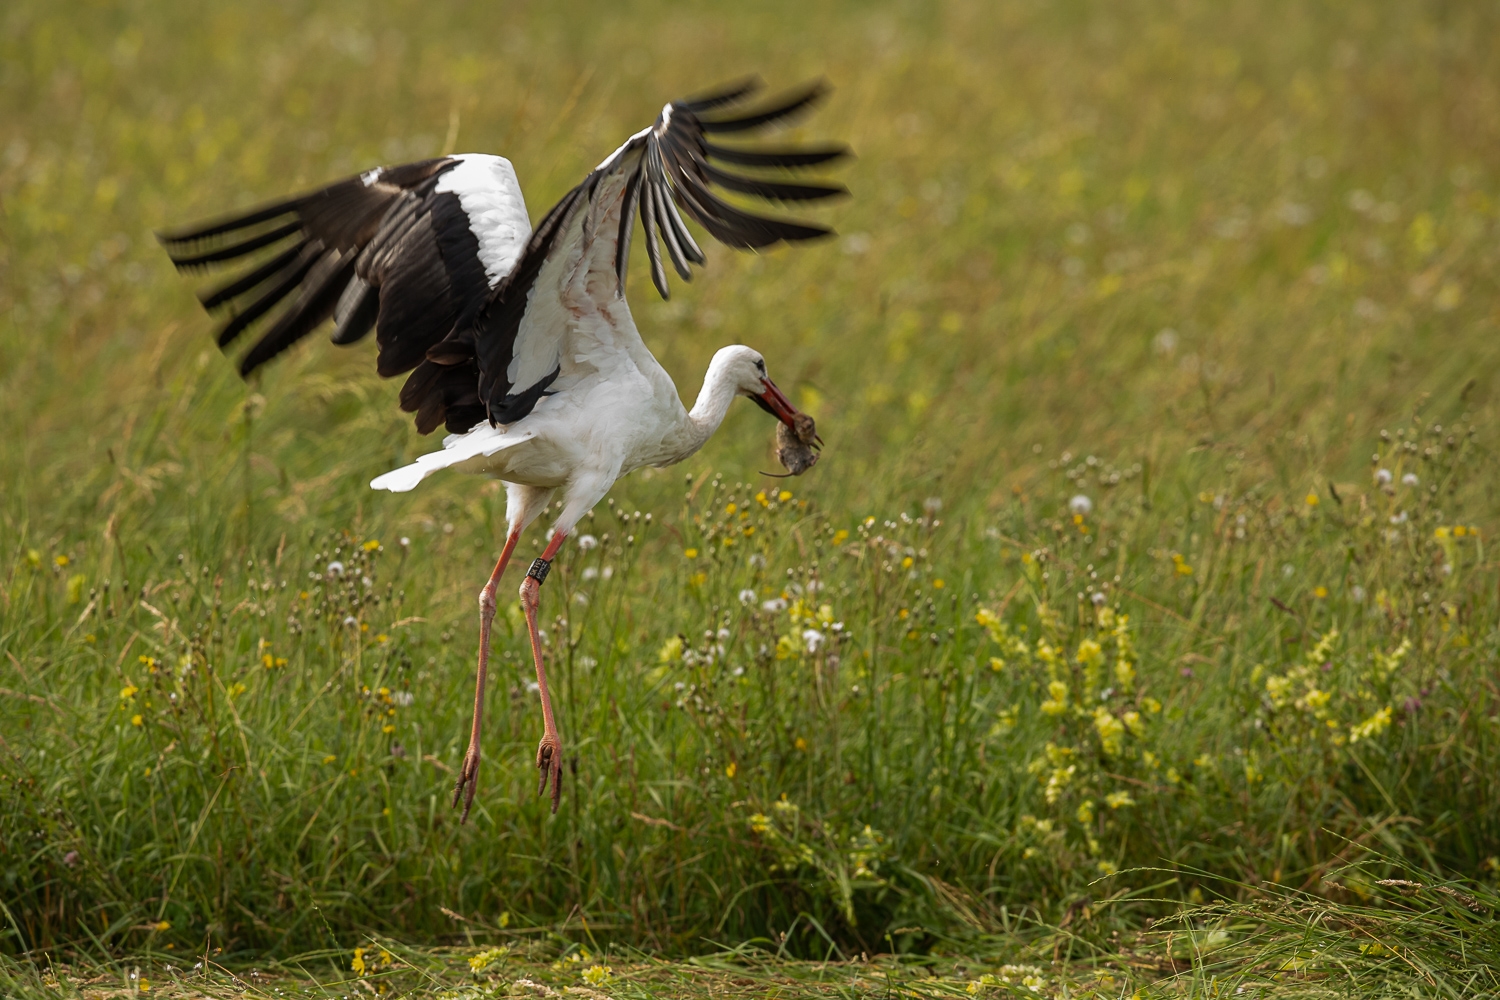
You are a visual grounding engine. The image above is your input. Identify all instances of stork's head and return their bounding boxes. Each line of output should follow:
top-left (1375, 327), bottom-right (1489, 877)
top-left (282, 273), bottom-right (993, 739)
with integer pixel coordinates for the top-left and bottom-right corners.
top-left (713, 345), bottom-right (816, 441)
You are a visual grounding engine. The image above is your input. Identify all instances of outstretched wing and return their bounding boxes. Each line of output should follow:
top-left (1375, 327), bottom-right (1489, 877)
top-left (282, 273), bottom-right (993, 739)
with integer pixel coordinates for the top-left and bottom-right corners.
top-left (157, 154), bottom-right (531, 432)
top-left (409, 78), bottom-right (849, 429)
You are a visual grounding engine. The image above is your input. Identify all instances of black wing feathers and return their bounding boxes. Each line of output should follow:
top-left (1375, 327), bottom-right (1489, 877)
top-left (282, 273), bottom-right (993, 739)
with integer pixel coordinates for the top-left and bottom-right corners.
top-left (157, 157), bottom-right (463, 377)
top-left (616, 78), bottom-right (849, 296)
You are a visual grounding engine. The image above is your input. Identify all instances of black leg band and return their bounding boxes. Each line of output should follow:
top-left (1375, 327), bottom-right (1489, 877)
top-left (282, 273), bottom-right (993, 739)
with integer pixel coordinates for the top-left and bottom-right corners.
top-left (526, 558), bottom-right (552, 584)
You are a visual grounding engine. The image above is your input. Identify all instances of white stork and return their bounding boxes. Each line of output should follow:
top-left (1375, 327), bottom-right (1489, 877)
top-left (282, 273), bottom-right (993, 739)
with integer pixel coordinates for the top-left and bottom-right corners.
top-left (159, 78), bottom-right (847, 817)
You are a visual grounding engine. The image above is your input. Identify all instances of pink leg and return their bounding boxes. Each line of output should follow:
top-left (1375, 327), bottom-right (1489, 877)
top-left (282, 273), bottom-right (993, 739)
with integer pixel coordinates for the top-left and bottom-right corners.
top-left (453, 527), bottom-right (522, 823)
top-left (520, 530), bottom-right (568, 812)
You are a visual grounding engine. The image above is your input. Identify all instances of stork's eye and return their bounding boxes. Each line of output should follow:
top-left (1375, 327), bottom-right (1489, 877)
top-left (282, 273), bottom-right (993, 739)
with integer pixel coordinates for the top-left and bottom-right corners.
top-left (756, 360), bottom-right (766, 374)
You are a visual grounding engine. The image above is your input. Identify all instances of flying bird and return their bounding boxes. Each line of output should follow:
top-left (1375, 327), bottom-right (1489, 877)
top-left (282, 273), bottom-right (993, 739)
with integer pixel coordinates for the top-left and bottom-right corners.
top-left (158, 78), bottom-right (847, 817)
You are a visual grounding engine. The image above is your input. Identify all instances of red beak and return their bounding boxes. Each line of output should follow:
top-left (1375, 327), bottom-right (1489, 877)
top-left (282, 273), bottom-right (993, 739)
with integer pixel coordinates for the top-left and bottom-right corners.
top-left (756, 378), bottom-right (800, 425)
top-left (754, 378), bottom-right (823, 447)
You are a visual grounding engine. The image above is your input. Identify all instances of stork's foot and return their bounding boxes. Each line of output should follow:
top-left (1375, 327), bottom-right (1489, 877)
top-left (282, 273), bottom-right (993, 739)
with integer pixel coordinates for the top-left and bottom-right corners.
top-left (453, 741), bottom-right (481, 823)
top-left (536, 732), bottom-right (562, 813)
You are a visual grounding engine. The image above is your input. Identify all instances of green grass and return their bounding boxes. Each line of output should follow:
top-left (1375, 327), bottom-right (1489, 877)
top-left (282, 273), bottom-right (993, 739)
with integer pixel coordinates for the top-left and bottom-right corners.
top-left (4, 0), bottom-right (1500, 994)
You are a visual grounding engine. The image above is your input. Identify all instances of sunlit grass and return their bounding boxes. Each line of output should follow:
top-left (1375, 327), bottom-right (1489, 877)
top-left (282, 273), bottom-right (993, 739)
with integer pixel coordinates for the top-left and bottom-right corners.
top-left (3, 0), bottom-right (1500, 994)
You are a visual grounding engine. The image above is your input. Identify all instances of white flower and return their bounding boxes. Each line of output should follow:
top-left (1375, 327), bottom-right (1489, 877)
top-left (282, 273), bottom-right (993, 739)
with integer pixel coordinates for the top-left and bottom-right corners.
top-left (577, 534), bottom-right (598, 550)
top-left (1069, 494), bottom-right (1093, 516)
top-left (717, 628), bottom-right (731, 640)
top-left (1091, 591), bottom-right (1106, 606)
top-left (526, 681), bottom-right (540, 694)
top-left (399, 536), bottom-right (410, 548)
top-left (748, 554), bottom-right (767, 569)
top-left (674, 681), bottom-right (686, 691)
top-left (1401, 473), bottom-right (1419, 486)
top-left (343, 616), bottom-right (358, 627)
top-left (361, 576), bottom-right (374, 589)
top-left (1351, 585), bottom-right (1366, 602)
top-left (392, 691), bottom-right (415, 707)
top-left (762, 597), bottom-right (788, 613)
top-left (582, 567), bottom-right (599, 581)
top-left (601, 566), bottom-right (614, 580)
top-left (572, 592), bottom-right (589, 605)
top-left (923, 497), bottom-right (943, 515)
top-left (803, 629), bottom-right (825, 653)
top-left (732, 666), bottom-right (745, 677)
top-left (327, 561), bottom-right (345, 577)
top-left (1375, 468), bottom-right (1392, 486)
top-left (1389, 511), bottom-right (1408, 525)
top-left (738, 588), bottom-right (757, 605)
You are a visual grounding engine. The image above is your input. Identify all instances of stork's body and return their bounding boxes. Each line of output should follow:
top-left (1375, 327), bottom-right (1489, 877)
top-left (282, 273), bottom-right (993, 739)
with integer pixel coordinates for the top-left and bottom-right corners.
top-left (160, 79), bottom-right (843, 815)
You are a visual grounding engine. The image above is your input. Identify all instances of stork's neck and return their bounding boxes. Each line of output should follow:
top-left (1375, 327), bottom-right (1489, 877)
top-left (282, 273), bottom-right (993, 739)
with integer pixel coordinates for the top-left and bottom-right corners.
top-left (665, 355), bottom-right (743, 462)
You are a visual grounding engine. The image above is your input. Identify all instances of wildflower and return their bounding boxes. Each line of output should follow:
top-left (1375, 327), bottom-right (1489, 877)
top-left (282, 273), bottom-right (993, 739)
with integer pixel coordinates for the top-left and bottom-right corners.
top-left (778, 490), bottom-right (792, 502)
top-left (1349, 706), bottom-right (1393, 742)
top-left (1069, 494), bottom-right (1093, 515)
top-left (1122, 710), bottom-right (1143, 736)
top-left (933, 578), bottom-right (945, 589)
top-left (1172, 552), bottom-right (1193, 575)
top-left (322, 755), bottom-right (337, 764)
top-left (749, 813), bottom-right (770, 834)
top-left (577, 534), bottom-right (598, 550)
top-left (832, 529), bottom-right (849, 544)
top-left (120, 685), bottom-right (138, 700)
top-left (1375, 468), bottom-right (1393, 485)
top-left (658, 636), bottom-right (683, 662)
top-left (738, 588), bottom-right (756, 605)
top-left (794, 736), bottom-right (808, 751)
top-left (1314, 586), bottom-right (1328, 598)
top-left (684, 548), bottom-right (698, 559)
top-left (802, 629), bottom-right (825, 653)
top-left (582, 965), bottom-right (613, 987)
top-left (1305, 492), bottom-right (1319, 507)
top-left (55, 554), bottom-right (70, 568)
top-left (1096, 861), bottom-right (1118, 876)
top-left (1401, 473), bottom-right (1419, 486)
top-left (726, 762), bottom-right (737, 778)
top-left (1105, 790), bottom-right (1135, 809)
top-left (327, 561), bottom-right (345, 576)
top-left (755, 490), bottom-right (769, 506)
top-left (901, 555), bottom-right (914, 569)
top-left (153, 920), bottom-right (171, 932)
top-left (363, 539), bottom-right (380, 552)
top-left (468, 947), bottom-right (509, 973)
top-left (1076, 800), bottom-right (1094, 824)
top-left (1040, 681), bottom-right (1069, 715)
top-left (1076, 638), bottom-right (1103, 668)
top-left (761, 597), bottom-right (787, 613)
top-left (131, 714), bottom-right (143, 727)
top-left (352, 948), bottom-right (366, 976)
top-left (1093, 708), bottom-right (1125, 756)
top-left (1091, 591), bottom-right (1106, 606)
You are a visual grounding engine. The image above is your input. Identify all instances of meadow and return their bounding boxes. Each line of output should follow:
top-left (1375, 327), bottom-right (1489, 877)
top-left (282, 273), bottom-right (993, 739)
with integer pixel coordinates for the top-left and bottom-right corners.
top-left (3, 0), bottom-right (1500, 995)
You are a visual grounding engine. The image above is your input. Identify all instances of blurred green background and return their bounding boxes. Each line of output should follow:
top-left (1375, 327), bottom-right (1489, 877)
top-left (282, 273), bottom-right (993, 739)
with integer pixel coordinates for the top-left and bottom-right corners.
top-left (3, 0), bottom-right (1500, 974)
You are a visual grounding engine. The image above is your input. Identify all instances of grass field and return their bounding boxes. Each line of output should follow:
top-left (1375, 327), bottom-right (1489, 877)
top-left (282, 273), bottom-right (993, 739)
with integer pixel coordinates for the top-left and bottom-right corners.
top-left (4, 0), bottom-right (1500, 995)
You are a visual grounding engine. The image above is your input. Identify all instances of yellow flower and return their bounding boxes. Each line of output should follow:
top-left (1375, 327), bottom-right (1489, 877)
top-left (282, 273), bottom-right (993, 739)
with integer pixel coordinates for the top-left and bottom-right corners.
top-left (1096, 860), bottom-right (1118, 876)
top-left (1305, 492), bottom-right (1319, 506)
top-left (1040, 681), bottom-right (1069, 716)
top-left (1350, 706), bottom-right (1393, 743)
top-left (138, 980), bottom-right (151, 992)
top-left (749, 813), bottom-right (771, 834)
top-left (1314, 586), bottom-right (1328, 599)
top-left (382, 724), bottom-right (395, 734)
top-left (54, 554), bottom-right (70, 567)
top-left (901, 556), bottom-right (914, 569)
top-left (989, 656), bottom-right (1005, 672)
top-left (689, 572), bottom-right (707, 587)
top-left (832, 529), bottom-right (848, 544)
top-left (658, 636), bottom-right (683, 662)
top-left (363, 539), bottom-right (380, 551)
top-left (1076, 638), bottom-right (1103, 668)
top-left (684, 548), bottom-right (698, 559)
top-left (582, 965), bottom-right (613, 986)
top-left (1434, 526), bottom-right (1451, 540)
top-left (352, 948), bottom-right (366, 976)
top-left (933, 578), bottom-right (945, 589)
top-left (1454, 525), bottom-right (1467, 537)
top-left (794, 737), bottom-right (808, 751)
top-left (25, 550), bottom-right (41, 568)
top-left (131, 714), bottom-right (143, 727)
top-left (755, 490), bottom-right (769, 506)
top-left (1076, 800), bottom-right (1094, 824)
top-left (1093, 708), bottom-right (1125, 756)
top-left (153, 920), bottom-right (171, 931)
top-left (778, 490), bottom-right (792, 502)
top-left (323, 755), bottom-right (337, 764)
top-left (725, 762), bottom-right (737, 778)
top-left (1105, 791), bottom-right (1135, 809)
top-left (120, 685), bottom-right (138, 700)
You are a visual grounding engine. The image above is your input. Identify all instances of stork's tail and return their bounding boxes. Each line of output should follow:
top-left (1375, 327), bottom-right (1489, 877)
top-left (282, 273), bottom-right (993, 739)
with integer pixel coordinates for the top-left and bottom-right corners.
top-left (370, 426), bottom-right (533, 492)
